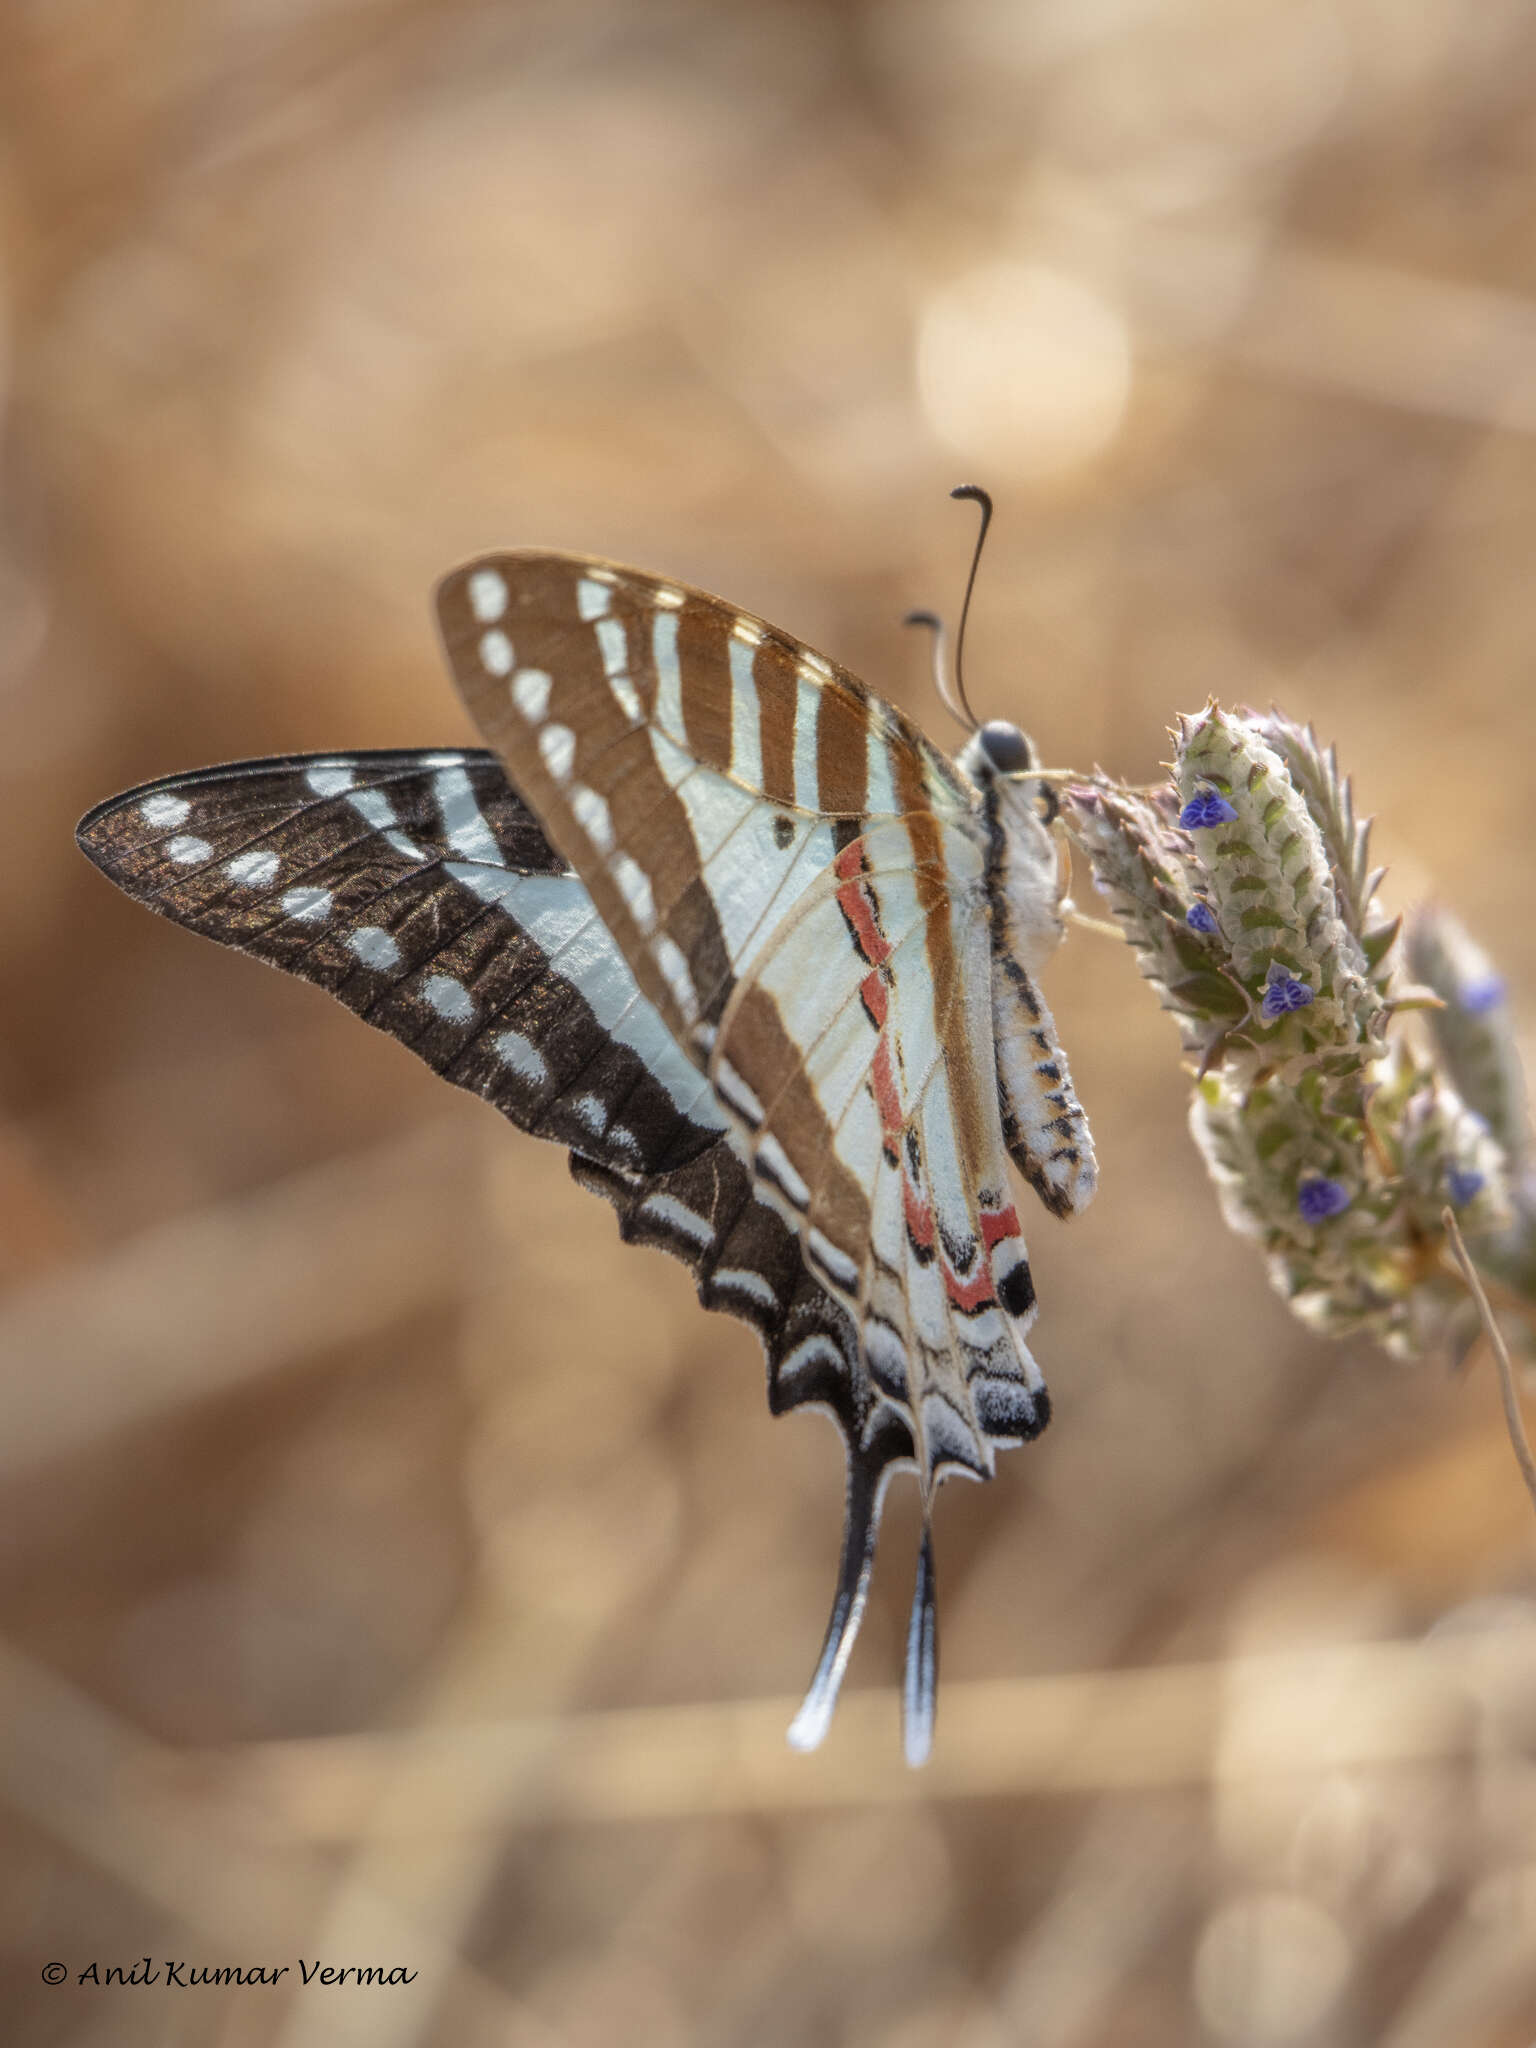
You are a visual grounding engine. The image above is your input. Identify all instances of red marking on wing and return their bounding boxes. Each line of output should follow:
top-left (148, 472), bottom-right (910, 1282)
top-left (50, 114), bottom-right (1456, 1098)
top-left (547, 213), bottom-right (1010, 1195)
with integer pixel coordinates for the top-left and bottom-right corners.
top-left (903, 1173), bottom-right (935, 1252)
top-left (871, 1035), bottom-right (904, 1165)
top-left (834, 843), bottom-right (892, 969)
top-left (943, 1204), bottom-right (1026, 1310)
top-left (980, 1204), bottom-right (1022, 1250)
top-left (840, 840), bottom-right (1003, 1318)
top-left (941, 1262), bottom-right (994, 1313)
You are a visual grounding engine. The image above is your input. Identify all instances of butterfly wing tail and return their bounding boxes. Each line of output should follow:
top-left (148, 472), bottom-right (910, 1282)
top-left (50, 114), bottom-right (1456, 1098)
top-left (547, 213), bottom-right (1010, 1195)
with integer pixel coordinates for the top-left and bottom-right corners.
top-left (786, 1433), bottom-right (905, 1752)
top-left (902, 1523), bottom-right (939, 1768)
top-left (784, 1427), bottom-right (941, 1770)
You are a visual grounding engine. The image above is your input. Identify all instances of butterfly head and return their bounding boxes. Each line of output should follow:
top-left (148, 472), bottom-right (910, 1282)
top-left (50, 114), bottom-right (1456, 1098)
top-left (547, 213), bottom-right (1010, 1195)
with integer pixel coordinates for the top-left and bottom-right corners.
top-left (958, 720), bottom-right (1069, 967)
top-left (960, 719), bottom-right (1059, 826)
top-left (976, 720), bottom-right (1031, 776)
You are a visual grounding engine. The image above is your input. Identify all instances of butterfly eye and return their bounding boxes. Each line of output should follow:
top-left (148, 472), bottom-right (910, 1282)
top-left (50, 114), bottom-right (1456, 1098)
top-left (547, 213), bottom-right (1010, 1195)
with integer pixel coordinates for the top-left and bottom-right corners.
top-left (978, 721), bottom-right (1032, 775)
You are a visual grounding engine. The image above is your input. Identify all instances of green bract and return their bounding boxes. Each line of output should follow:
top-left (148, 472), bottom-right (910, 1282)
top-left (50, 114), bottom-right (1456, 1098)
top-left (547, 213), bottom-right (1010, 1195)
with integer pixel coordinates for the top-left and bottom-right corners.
top-left (1063, 705), bottom-right (1531, 1362)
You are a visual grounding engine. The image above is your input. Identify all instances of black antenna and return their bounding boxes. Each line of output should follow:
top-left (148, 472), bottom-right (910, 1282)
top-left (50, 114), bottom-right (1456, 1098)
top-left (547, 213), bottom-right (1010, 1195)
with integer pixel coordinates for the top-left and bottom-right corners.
top-left (949, 483), bottom-right (992, 733)
top-left (901, 607), bottom-right (966, 729)
top-left (903, 484), bottom-right (995, 734)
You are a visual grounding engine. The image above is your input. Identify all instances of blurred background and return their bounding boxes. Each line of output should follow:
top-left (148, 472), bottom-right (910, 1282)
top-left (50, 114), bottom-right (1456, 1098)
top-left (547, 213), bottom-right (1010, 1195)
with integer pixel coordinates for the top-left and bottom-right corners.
top-left (4, 2), bottom-right (1536, 2043)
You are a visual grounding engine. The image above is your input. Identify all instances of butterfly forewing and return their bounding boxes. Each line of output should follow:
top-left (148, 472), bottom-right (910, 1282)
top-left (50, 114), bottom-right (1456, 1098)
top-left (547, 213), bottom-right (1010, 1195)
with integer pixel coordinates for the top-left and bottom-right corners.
top-left (435, 554), bottom-right (1054, 1509)
top-left (435, 554), bottom-right (970, 1052)
top-left (76, 750), bottom-right (722, 1181)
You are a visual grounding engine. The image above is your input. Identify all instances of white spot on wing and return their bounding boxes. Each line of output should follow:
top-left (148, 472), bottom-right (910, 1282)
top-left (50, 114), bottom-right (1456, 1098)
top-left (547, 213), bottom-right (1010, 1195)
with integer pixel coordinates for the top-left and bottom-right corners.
top-left (756, 1133), bottom-right (810, 1210)
top-left (571, 1093), bottom-right (608, 1136)
top-left (166, 834), bottom-right (213, 864)
top-left (479, 629), bottom-right (514, 677)
top-left (511, 668), bottom-right (552, 722)
top-left (713, 1267), bottom-right (776, 1309)
top-left (434, 767), bottom-right (503, 863)
top-left (792, 681), bottom-right (820, 810)
top-left (863, 1319), bottom-right (908, 1389)
top-left (652, 611), bottom-right (683, 741)
top-left (423, 973), bottom-right (475, 1021)
top-left (225, 850), bottom-right (278, 887)
top-left (780, 1332), bottom-right (846, 1379)
top-left (577, 578), bottom-right (611, 621)
top-left (348, 926), bottom-right (401, 971)
top-left (653, 933), bottom-right (697, 1020)
top-left (309, 773), bottom-right (428, 865)
top-left (612, 853), bottom-right (656, 930)
top-left (141, 793), bottom-right (190, 828)
top-left (922, 1392), bottom-right (982, 1469)
top-left (282, 886), bottom-right (333, 921)
top-left (595, 616), bottom-right (641, 722)
top-left (808, 1227), bottom-right (859, 1293)
top-left (714, 1056), bottom-right (765, 1126)
top-left (494, 1029), bottom-right (549, 1084)
top-left (539, 723), bottom-right (576, 780)
top-left (468, 568), bottom-right (508, 623)
top-left (642, 1193), bottom-right (713, 1246)
top-left (571, 784), bottom-right (614, 852)
top-left (650, 724), bottom-right (693, 794)
top-left (866, 728), bottom-right (898, 816)
top-left (956, 1306), bottom-right (1008, 1350)
top-left (652, 584), bottom-right (686, 610)
top-left (349, 788), bottom-right (399, 832)
top-left (440, 866), bottom-right (723, 1129)
top-left (728, 637), bottom-right (763, 790)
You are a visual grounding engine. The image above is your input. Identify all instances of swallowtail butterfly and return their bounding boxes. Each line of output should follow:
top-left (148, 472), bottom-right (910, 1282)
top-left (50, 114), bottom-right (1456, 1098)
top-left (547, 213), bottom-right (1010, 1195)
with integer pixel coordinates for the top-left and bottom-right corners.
top-left (77, 549), bottom-right (1096, 1764)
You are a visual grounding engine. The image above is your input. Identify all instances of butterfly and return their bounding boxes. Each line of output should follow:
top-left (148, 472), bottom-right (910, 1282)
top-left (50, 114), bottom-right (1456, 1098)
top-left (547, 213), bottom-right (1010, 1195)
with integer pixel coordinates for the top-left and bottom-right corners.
top-left (76, 547), bottom-right (1096, 1764)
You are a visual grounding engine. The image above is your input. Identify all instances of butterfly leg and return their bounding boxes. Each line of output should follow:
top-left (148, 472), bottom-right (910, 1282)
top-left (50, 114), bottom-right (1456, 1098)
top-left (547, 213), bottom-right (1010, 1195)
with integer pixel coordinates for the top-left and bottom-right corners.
top-left (785, 1445), bottom-right (895, 1752)
top-left (902, 1523), bottom-right (939, 1768)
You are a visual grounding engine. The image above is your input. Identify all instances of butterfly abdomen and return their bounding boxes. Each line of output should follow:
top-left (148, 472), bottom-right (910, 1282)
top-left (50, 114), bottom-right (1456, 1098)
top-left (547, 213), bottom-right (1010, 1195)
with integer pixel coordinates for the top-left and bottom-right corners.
top-left (980, 785), bottom-right (1098, 1221)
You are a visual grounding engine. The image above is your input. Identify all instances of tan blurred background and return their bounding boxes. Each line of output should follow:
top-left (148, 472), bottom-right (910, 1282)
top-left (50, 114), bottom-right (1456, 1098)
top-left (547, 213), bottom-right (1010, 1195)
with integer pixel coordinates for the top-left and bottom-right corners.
top-left (4, 2), bottom-right (1536, 2043)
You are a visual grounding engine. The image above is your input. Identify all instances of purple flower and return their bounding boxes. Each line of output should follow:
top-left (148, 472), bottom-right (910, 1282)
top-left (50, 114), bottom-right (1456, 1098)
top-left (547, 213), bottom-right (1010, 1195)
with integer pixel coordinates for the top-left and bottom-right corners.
top-left (1186, 900), bottom-right (1219, 935)
top-left (1446, 1169), bottom-right (1485, 1207)
top-left (1179, 789), bottom-right (1239, 830)
top-left (1298, 1177), bottom-right (1351, 1224)
top-left (1261, 969), bottom-right (1315, 1020)
top-left (1459, 975), bottom-right (1506, 1015)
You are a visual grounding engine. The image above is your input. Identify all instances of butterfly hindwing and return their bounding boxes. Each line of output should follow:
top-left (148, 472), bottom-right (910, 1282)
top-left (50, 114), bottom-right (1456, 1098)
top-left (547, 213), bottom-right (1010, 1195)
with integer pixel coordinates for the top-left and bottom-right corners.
top-left (567, 1139), bottom-right (919, 1749)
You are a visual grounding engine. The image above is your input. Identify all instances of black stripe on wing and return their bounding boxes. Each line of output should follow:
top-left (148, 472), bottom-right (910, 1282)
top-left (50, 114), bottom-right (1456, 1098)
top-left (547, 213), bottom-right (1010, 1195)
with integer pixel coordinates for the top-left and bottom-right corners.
top-left (76, 749), bottom-right (719, 1182)
top-left (568, 1133), bottom-right (916, 1749)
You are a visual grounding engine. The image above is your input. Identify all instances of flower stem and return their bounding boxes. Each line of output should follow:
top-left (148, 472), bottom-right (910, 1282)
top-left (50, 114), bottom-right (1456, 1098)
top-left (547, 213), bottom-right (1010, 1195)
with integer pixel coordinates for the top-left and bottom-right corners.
top-left (1442, 1205), bottom-right (1536, 1518)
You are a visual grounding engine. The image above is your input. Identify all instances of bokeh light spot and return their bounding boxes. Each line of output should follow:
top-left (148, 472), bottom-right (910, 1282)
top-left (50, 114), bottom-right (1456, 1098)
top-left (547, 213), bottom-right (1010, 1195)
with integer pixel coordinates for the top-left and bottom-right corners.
top-left (1193, 1890), bottom-right (1351, 2043)
top-left (917, 260), bottom-right (1131, 477)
